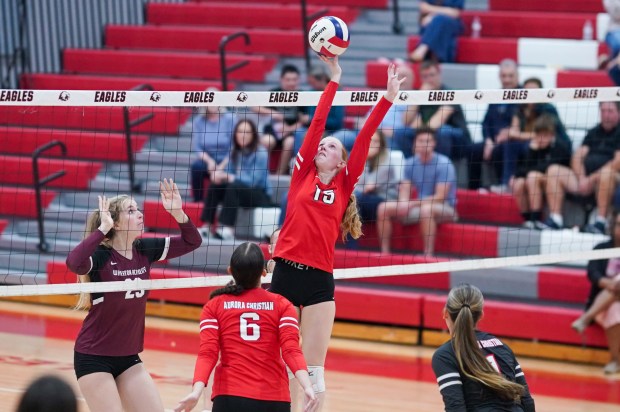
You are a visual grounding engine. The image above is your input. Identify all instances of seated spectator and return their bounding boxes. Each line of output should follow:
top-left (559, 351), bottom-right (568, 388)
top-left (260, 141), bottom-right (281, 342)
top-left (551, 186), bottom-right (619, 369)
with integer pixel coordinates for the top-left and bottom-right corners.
top-left (510, 115), bottom-right (571, 229)
top-left (200, 119), bottom-right (273, 240)
top-left (17, 374), bottom-right (77, 412)
top-left (570, 211), bottom-right (620, 374)
top-left (545, 102), bottom-right (620, 232)
top-left (254, 64), bottom-right (306, 175)
top-left (501, 77), bottom-right (571, 193)
top-left (409, 0), bottom-right (464, 63)
top-left (468, 58), bottom-right (519, 190)
top-left (348, 130), bottom-right (405, 249)
top-left (603, 0), bottom-right (620, 84)
top-left (189, 105), bottom-right (236, 202)
top-left (376, 127), bottom-right (457, 256)
top-left (394, 60), bottom-right (471, 162)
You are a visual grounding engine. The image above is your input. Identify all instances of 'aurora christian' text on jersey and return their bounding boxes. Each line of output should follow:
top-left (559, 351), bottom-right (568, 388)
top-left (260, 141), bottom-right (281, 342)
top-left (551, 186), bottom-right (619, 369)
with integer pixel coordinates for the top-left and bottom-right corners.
top-left (193, 288), bottom-right (306, 402)
top-left (432, 330), bottom-right (536, 412)
top-left (274, 81), bottom-right (392, 273)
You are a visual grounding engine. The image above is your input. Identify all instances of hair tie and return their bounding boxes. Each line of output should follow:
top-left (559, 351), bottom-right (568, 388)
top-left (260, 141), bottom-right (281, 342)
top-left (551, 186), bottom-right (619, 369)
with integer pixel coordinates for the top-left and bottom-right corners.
top-left (461, 304), bottom-right (470, 309)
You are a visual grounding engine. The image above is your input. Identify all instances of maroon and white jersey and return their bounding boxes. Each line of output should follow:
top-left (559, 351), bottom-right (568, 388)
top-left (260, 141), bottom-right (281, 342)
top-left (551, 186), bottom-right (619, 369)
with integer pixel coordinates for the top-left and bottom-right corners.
top-left (67, 220), bottom-right (201, 356)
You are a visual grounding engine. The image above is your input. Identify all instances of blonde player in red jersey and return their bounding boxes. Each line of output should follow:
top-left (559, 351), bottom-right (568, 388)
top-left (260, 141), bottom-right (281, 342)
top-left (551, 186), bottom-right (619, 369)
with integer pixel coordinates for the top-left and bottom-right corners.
top-left (174, 242), bottom-right (318, 412)
top-left (269, 55), bottom-right (405, 410)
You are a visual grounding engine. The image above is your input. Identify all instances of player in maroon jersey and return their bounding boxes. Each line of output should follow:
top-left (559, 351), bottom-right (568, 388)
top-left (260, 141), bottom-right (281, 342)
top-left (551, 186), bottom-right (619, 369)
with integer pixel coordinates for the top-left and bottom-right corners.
top-left (174, 242), bottom-right (317, 412)
top-left (66, 178), bottom-right (202, 412)
top-left (269, 56), bottom-right (405, 410)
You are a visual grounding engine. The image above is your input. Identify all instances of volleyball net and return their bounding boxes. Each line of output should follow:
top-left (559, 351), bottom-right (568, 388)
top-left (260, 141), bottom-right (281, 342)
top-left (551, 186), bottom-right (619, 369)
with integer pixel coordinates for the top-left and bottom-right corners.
top-left (0, 85), bottom-right (619, 299)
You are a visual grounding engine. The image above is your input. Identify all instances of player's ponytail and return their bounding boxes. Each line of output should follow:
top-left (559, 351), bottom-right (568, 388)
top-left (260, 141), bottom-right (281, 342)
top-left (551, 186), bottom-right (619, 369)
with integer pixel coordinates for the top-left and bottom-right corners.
top-left (447, 284), bottom-right (525, 402)
top-left (341, 193), bottom-right (362, 241)
top-left (210, 242), bottom-right (265, 298)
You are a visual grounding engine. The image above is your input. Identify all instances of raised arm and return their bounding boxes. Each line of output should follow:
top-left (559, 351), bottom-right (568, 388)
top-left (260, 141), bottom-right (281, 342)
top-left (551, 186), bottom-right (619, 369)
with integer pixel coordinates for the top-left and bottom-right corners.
top-left (159, 179), bottom-right (202, 259)
top-left (347, 64), bottom-right (404, 187)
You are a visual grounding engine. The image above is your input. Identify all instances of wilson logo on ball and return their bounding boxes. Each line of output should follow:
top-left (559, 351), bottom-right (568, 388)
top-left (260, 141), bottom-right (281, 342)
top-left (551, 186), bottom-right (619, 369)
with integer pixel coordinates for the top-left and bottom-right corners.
top-left (308, 16), bottom-right (350, 58)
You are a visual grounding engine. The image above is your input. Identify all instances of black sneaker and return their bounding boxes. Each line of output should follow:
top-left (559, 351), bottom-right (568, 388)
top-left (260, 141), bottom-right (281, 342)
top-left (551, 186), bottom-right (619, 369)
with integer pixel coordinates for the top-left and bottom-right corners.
top-left (542, 217), bottom-right (561, 230)
top-left (584, 221), bottom-right (606, 235)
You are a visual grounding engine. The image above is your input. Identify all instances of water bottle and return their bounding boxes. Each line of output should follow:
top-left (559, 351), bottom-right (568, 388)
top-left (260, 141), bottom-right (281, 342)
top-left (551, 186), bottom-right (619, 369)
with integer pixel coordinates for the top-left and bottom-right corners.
top-left (582, 20), bottom-right (593, 41)
top-left (471, 16), bottom-right (482, 38)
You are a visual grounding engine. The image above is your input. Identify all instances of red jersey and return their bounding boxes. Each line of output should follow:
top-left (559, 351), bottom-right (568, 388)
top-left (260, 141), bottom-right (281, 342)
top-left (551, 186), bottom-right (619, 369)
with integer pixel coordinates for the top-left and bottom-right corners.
top-left (193, 288), bottom-right (306, 402)
top-left (275, 81), bottom-right (393, 272)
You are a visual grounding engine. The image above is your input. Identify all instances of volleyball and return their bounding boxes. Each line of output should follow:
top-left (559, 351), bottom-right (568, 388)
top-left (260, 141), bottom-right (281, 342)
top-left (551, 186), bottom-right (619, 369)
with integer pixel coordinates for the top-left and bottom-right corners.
top-left (308, 16), bottom-right (350, 58)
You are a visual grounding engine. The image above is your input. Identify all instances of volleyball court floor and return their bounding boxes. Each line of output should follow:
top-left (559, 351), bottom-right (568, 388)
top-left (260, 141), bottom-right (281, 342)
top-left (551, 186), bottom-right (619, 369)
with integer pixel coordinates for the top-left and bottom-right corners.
top-left (0, 301), bottom-right (618, 412)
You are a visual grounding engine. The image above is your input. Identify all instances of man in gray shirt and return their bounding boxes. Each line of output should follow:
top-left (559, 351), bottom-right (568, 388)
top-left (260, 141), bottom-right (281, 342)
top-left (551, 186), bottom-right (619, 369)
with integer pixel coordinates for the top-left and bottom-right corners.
top-left (376, 127), bottom-right (457, 256)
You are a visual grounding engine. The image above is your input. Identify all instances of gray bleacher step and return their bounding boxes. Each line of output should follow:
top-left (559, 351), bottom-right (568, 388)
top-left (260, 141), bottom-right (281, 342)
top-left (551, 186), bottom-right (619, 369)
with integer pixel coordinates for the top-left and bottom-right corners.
top-left (15, 219), bottom-right (85, 242)
top-left (0, 268), bottom-right (47, 286)
top-left (151, 136), bottom-right (193, 153)
top-left (0, 233), bottom-right (75, 256)
top-left (135, 149), bottom-right (192, 169)
top-left (0, 252), bottom-right (56, 274)
top-left (103, 164), bottom-right (192, 187)
top-left (89, 174), bottom-right (132, 193)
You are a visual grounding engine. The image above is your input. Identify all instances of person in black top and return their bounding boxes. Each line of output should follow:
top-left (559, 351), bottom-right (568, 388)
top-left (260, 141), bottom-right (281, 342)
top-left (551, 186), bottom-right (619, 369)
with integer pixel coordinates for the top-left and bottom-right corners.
top-left (432, 284), bottom-right (535, 412)
top-left (546, 101), bottom-right (620, 233)
top-left (510, 114), bottom-right (572, 230)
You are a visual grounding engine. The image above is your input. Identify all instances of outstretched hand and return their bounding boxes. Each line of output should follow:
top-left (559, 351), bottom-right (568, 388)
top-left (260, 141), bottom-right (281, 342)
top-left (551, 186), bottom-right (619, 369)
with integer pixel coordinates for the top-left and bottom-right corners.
top-left (160, 178), bottom-right (186, 222)
top-left (384, 63), bottom-right (406, 103)
top-left (97, 195), bottom-right (114, 234)
top-left (318, 54), bottom-right (342, 84)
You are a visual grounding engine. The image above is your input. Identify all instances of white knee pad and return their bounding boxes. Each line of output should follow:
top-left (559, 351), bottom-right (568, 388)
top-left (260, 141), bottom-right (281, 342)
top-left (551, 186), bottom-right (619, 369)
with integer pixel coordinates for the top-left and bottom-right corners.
top-left (308, 366), bottom-right (325, 393)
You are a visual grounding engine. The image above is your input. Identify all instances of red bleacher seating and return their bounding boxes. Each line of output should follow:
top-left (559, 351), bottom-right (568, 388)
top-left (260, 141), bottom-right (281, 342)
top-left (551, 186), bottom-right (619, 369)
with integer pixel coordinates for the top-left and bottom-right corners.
top-left (21, 74), bottom-right (227, 91)
top-left (408, 36), bottom-right (518, 64)
top-left (460, 11), bottom-right (595, 40)
top-left (557, 70), bottom-right (615, 88)
top-left (0, 107), bottom-right (190, 136)
top-left (146, 3), bottom-right (358, 29)
top-left (0, 187), bottom-right (55, 219)
top-left (456, 190), bottom-right (522, 225)
top-left (0, 155), bottom-right (101, 190)
top-left (538, 267), bottom-right (590, 304)
top-left (144, 200), bottom-right (204, 230)
top-left (489, 0), bottom-right (604, 13)
top-left (367, 61), bottom-right (421, 89)
top-left (0, 127), bottom-right (147, 162)
top-left (63, 49), bottom-right (276, 82)
top-left (106, 25), bottom-right (305, 57)
top-left (424, 294), bottom-right (608, 348)
top-left (0, 219), bottom-right (8, 234)
top-left (191, 0), bottom-right (388, 8)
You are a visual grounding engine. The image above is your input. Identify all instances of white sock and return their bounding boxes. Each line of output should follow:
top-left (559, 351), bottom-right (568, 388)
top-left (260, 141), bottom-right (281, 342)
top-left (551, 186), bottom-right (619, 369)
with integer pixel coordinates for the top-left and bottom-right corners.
top-left (550, 213), bottom-right (563, 226)
top-left (221, 226), bottom-right (234, 237)
top-left (595, 216), bottom-right (607, 225)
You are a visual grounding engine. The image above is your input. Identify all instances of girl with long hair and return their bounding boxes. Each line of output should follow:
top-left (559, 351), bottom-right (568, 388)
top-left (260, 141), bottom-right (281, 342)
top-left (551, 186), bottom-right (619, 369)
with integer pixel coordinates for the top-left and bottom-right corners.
top-left (174, 242), bottom-right (317, 412)
top-left (269, 55), bottom-right (404, 411)
top-left (432, 284), bottom-right (535, 411)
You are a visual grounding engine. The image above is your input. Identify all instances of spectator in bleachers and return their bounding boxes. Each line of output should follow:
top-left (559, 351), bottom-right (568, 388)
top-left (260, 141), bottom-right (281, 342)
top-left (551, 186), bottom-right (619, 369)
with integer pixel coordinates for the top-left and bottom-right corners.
top-left (200, 119), bottom-right (273, 240)
top-left (501, 77), bottom-right (570, 194)
top-left (189, 105), bottom-right (236, 202)
top-left (571, 210), bottom-right (620, 374)
top-left (544, 102), bottom-right (620, 232)
top-left (409, 0), bottom-right (464, 63)
top-left (376, 127), bottom-right (457, 256)
top-left (467, 58), bottom-right (519, 190)
top-left (603, 0), bottom-right (620, 84)
top-left (394, 60), bottom-right (471, 163)
top-left (254, 64), bottom-right (306, 175)
top-left (348, 130), bottom-right (405, 249)
top-left (510, 114), bottom-right (572, 230)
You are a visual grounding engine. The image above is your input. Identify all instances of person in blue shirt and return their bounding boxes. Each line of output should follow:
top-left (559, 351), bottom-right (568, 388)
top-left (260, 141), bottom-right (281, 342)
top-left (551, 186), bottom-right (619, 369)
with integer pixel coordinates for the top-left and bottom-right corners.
top-left (409, 0), bottom-right (465, 63)
top-left (376, 127), bottom-right (457, 256)
top-left (200, 119), bottom-right (273, 240)
top-left (189, 105), bottom-right (236, 201)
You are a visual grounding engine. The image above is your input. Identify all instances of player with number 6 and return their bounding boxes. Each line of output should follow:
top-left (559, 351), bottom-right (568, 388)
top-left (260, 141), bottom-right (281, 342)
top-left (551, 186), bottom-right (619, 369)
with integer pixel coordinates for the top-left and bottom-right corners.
top-left (66, 178), bottom-right (202, 412)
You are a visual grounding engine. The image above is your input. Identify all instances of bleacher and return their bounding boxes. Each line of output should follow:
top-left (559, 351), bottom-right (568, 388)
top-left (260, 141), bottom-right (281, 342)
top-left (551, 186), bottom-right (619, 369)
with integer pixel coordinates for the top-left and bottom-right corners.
top-left (0, 0), bottom-right (615, 365)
